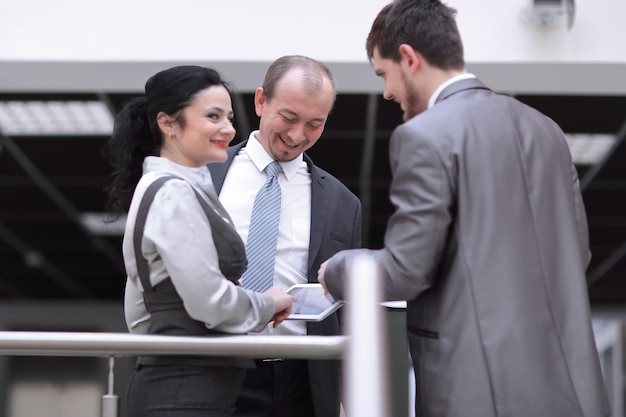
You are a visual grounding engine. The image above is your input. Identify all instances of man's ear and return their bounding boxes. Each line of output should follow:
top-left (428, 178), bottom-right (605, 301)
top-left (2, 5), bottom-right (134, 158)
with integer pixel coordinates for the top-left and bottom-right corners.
top-left (254, 87), bottom-right (266, 117)
top-left (398, 44), bottom-right (420, 73)
top-left (156, 112), bottom-right (176, 137)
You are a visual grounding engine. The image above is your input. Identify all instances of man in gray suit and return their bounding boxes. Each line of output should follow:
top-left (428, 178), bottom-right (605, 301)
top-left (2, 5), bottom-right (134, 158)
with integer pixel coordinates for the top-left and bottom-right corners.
top-left (319, 1), bottom-right (611, 416)
top-left (209, 55), bottom-right (362, 417)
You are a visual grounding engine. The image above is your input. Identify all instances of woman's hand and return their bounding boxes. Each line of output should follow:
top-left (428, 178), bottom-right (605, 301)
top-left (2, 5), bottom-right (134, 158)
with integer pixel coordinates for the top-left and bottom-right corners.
top-left (264, 288), bottom-right (297, 328)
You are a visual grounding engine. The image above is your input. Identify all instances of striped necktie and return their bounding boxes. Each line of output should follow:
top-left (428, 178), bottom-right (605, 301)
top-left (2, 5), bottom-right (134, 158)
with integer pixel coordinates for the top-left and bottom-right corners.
top-left (241, 161), bottom-right (282, 292)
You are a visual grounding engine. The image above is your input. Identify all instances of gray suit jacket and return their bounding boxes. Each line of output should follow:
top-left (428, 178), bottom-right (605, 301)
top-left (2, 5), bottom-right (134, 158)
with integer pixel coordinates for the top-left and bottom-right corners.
top-left (325, 79), bottom-right (611, 417)
top-left (208, 140), bottom-right (362, 417)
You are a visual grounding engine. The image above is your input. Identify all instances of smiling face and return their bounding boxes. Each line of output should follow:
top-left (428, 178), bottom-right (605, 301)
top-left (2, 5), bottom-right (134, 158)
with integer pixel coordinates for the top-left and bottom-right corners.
top-left (159, 85), bottom-right (235, 167)
top-left (254, 69), bottom-right (334, 162)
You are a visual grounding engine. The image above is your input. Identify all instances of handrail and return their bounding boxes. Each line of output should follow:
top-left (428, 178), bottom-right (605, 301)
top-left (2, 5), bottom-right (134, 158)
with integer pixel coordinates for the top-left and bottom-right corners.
top-left (0, 331), bottom-right (348, 417)
top-left (0, 332), bottom-right (345, 359)
top-left (0, 255), bottom-right (396, 417)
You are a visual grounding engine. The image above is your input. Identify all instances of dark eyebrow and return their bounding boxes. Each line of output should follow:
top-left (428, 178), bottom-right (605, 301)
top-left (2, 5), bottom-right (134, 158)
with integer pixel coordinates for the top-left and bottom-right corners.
top-left (208, 106), bottom-right (234, 117)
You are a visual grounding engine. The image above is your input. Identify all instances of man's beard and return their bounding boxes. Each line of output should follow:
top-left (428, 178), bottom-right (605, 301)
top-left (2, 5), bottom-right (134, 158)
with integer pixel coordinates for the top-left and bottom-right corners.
top-left (401, 72), bottom-right (422, 121)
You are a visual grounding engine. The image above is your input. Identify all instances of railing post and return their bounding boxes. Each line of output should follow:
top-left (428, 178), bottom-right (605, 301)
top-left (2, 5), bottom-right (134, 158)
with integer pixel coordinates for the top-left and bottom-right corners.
top-left (345, 254), bottom-right (390, 417)
top-left (384, 301), bottom-right (411, 417)
top-left (101, 356), bottom-right (118, 417)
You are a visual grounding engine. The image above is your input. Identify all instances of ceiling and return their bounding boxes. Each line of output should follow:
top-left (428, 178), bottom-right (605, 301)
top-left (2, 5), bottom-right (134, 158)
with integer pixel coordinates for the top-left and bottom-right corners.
top-left (0, 90), bottom-right (624, 307)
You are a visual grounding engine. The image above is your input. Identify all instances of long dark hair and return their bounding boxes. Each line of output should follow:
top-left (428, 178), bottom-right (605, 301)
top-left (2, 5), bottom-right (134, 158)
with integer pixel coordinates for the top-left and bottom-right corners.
top-left (104, 65), bottom-right (231, 215)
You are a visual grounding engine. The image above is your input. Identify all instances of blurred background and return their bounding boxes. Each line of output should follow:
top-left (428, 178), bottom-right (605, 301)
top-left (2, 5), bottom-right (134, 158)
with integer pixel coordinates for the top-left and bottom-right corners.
top-left (0, 0), bottom-right (625, 416)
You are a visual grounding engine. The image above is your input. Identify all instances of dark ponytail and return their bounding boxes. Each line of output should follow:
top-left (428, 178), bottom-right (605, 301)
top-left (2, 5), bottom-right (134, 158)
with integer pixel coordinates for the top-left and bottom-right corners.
top-left (104, 96), bottom-right (161, 215)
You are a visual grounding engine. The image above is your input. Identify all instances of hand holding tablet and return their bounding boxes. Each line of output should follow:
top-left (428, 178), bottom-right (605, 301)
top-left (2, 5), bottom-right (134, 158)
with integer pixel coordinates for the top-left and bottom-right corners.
top-left (285, 283), bottom-right (343, 322)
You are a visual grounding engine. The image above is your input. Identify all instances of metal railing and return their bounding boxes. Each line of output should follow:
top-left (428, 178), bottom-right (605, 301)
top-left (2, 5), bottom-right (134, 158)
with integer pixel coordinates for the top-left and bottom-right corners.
top-left (0, 331), bottom-right (346, 417)
top-left (0, 332), bottom-right (345, 359)
top-left (0, 255), bottom-right (402, 417)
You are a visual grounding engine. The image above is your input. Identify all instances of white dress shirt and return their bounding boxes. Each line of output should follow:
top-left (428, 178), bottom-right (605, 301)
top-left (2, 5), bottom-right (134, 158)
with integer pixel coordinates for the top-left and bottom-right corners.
top-left (428, 73), bottom-right (477, 109)
top-left (219, 132), bottom-right (312, 336)
top-left (123, 156), bottom-right (275, 335)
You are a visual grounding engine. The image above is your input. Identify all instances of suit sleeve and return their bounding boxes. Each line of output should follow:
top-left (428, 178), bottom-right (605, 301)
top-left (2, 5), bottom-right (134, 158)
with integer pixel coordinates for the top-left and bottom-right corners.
top-left (325, 125), bottom-right (453, 302)
top-left (351, 198), bottom-right (363, 250)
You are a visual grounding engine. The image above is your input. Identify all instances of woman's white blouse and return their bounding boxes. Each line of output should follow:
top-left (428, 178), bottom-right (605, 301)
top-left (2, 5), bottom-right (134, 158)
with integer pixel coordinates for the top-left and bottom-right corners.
top-left (123, 156), bottom-right (274, 334)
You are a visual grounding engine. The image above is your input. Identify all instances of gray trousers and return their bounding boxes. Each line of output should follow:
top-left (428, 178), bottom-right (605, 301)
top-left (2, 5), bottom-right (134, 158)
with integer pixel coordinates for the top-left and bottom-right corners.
top-left (127, 363), bottom-right (246, 417)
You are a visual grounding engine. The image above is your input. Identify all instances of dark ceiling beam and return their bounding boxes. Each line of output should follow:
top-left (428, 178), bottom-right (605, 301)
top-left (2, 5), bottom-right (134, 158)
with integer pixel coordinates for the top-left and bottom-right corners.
top-left (321, 129), bottom-right (394, 140)
top-left (0, 134), bottom-right (124, 274)
top-left (587, 216), bottom-right (626, 227)
top-left (579, 119), bottom-right (626, 287)
top-left (0, 175), bottom-right (108, 187)
top-left (584, 180), bottom-right (626, 190)
top-left (0, 279), bottom-right (26, 297)
top-left (0, 222), bottom-right (91, 297)
top-left (359, 94), bottom-right (378, 247)
top-left (587, 239), bottom-right (626, 287)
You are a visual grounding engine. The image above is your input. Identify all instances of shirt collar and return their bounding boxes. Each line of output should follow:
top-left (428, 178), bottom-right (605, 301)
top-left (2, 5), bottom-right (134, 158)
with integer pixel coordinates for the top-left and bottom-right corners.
top-left (143, 156), bottom-right (215, 192)
top-left (428, 73), bottom-right (477, 109)
top-left (245, 131), bottom-right (303, 181)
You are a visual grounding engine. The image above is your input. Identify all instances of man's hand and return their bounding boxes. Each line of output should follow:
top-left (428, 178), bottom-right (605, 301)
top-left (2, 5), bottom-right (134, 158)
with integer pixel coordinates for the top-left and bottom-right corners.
top-left (318, 259), bottom-right (330, 294)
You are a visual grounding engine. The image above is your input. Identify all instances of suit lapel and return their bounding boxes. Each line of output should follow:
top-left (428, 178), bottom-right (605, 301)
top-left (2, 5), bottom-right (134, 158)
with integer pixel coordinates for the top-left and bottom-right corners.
top-left (209, 145), bottom-right (325, 282)
top-left (306, 153), bottom-right (328, 280)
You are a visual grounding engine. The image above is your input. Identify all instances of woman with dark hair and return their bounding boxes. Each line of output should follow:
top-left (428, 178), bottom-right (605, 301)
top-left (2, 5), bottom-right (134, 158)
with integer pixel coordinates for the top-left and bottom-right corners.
top-left (105, 65), bottom-right (294, 417)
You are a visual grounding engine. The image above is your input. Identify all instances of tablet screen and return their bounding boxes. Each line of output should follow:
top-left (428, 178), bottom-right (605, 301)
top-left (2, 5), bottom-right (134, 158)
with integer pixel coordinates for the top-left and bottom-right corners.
top-left (285, 283), bottom-right (343, 322)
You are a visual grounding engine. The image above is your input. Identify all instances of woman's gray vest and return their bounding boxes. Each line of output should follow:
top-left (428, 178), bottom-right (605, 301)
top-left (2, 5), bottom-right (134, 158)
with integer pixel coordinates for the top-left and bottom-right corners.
top-left (133, 175), bottom-right (252, 368)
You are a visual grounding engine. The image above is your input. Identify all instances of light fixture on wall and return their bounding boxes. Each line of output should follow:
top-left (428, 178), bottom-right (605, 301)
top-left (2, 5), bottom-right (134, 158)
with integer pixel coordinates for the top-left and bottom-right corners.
top-left (0, 100), bottom-right (114, 136)
top-left (565, 133), bottom-right (615, 165)
top-left (526, 0), bottom-right (575, 30)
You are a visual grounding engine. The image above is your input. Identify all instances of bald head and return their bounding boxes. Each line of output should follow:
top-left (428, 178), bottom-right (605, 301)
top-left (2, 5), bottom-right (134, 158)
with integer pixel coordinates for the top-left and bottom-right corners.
top-left (261, 55), bottom-right (336, 104)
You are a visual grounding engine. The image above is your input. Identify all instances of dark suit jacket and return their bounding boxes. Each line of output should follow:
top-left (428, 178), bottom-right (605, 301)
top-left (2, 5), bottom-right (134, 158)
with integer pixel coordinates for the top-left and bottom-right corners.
top-left (325, 79), bottom-right (611, 417)
top-left (208, 140), bottom-right (362, 417)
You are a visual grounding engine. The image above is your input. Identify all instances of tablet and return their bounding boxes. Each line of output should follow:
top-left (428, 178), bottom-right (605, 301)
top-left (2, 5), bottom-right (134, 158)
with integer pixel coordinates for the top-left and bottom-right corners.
top-left (285, 283), bottom-right (343, 322)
